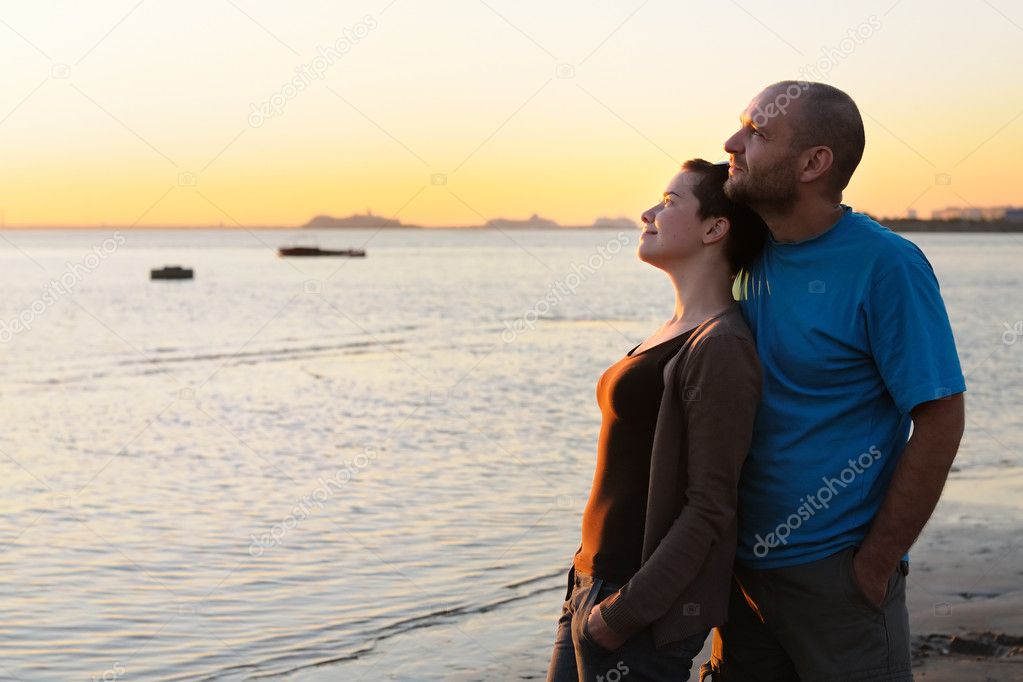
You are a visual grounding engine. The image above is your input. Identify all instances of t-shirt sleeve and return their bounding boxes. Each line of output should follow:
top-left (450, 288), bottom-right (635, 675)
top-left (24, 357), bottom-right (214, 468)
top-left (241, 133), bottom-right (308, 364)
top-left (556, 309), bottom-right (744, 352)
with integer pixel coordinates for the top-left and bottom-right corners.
top-left (865, 242), bottom-right (966, 414)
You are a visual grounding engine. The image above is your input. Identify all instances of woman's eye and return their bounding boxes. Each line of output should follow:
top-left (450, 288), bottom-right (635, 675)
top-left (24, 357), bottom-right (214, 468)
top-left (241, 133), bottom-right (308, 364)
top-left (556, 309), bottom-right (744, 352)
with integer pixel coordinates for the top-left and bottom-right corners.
top-left (751, 128), bottom-right (762, 137)
top-left (663, 197), bottom-right (671, 205)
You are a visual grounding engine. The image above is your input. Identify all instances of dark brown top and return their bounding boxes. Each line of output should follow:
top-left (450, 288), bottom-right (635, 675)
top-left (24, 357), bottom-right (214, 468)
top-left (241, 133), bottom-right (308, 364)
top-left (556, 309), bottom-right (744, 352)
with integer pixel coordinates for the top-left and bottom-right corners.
top-left (573, 329), bottom-right (696, 584)
top-left (591, 305), bottom-right (762, 646)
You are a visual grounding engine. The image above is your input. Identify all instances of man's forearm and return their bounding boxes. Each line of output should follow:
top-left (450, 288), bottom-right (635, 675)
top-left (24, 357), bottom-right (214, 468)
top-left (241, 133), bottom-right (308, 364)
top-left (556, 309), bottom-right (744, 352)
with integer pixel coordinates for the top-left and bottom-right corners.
top-left (856, 394), bottom-right (965, 577)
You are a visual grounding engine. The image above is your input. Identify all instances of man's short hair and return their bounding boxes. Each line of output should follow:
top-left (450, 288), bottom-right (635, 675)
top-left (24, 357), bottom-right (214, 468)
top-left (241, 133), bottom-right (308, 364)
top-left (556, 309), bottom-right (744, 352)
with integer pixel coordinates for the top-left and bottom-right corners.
top-left (769, 81), bottom-right (865, 193)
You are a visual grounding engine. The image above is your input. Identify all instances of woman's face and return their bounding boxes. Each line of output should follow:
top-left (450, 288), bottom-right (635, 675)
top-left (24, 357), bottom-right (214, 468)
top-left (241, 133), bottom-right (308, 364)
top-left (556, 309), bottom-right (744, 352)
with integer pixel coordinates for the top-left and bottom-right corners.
top-left (637, 170), bottom-right (709, 267)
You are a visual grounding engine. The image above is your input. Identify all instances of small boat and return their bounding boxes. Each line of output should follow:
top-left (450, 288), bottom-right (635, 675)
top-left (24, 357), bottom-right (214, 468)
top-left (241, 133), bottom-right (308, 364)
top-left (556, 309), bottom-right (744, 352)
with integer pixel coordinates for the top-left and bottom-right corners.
top-left (151, 265), bottom-right (194, 280)
top-left (278, 246), bottom-right (366, 257)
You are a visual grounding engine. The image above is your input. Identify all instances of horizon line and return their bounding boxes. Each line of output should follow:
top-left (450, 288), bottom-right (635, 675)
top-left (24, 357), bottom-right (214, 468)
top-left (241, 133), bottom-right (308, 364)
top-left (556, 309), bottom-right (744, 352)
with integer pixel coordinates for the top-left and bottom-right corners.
top-left (0, 223), bottom-right (620, 230)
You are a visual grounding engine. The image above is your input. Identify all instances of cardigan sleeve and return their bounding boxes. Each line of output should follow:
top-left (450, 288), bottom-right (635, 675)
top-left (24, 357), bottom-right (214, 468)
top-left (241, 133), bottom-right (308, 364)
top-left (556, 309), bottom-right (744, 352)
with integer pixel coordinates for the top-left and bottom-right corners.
top-left (598, 333), bottom-right (761, 639)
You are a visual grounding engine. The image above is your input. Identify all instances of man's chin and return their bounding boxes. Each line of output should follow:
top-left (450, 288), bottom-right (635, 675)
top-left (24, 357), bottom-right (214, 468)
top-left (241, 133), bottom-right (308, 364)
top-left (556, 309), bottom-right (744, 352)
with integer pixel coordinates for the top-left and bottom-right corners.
top-left (723, 176), bottom-right (748, 202)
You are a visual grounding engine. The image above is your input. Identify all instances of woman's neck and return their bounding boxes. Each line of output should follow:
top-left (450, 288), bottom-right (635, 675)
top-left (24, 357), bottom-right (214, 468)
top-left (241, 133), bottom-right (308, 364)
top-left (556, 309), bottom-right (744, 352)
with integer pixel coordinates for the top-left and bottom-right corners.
top-left (664, 262), bottom-right (735, 329)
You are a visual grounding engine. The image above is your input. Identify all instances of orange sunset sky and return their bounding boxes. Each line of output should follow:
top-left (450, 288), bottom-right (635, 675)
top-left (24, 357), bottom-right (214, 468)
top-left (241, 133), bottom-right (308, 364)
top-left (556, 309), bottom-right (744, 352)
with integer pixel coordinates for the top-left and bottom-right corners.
top-left (2, 0), bottom-right (1022, 228)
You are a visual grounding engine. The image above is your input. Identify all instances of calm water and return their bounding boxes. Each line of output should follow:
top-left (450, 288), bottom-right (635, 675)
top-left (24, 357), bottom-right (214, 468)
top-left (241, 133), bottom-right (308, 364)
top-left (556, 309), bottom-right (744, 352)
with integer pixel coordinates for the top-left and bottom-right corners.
top-left (0, 228), bottom-right (1020, 680)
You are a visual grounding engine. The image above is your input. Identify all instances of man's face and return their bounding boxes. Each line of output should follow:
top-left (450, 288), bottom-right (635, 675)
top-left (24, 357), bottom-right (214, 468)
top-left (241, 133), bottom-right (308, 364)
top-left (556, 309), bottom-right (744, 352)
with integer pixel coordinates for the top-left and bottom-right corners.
top-left (723, 88), bottom-right (802, 209)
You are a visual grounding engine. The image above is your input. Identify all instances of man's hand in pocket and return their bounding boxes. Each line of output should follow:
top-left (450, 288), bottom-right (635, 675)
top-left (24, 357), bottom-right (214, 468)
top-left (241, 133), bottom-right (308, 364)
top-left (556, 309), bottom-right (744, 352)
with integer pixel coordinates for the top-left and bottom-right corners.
top-left (852, 550), bottom-right (890, 607)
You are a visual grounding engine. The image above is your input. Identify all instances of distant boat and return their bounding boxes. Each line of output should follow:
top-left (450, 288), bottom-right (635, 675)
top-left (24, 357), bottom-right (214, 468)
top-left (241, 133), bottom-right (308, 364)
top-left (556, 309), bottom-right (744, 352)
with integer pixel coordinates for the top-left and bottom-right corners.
top-left (151, 265), bottom-right (194, 280)
top-left (277, 246), bottom-right (366, 257)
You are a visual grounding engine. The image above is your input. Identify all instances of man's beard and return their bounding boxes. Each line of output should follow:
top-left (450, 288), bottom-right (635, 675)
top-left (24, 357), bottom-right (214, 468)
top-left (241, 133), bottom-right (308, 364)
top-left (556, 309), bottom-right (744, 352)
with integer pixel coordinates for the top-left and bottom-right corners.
top-left (725, 155), bottom-right (799, 211)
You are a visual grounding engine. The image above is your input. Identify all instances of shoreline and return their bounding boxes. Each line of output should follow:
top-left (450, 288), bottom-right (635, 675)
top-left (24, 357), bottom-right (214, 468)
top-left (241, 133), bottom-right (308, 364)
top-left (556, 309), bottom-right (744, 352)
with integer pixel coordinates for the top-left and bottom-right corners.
top-left (292, 471), bottom-right (1023, 680)
top-left (3, 220), bottom-right (1023, 232)
top-left (901, 470), bottom-right (1023, 678)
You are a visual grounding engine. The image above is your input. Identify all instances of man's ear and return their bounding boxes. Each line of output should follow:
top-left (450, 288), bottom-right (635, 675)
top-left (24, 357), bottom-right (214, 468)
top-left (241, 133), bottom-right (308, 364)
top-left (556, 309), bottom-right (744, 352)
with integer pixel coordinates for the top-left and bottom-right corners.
top-left (800, 146), bottom-right (835, 184)
top-left (704, 217), bottom-right (730, 245)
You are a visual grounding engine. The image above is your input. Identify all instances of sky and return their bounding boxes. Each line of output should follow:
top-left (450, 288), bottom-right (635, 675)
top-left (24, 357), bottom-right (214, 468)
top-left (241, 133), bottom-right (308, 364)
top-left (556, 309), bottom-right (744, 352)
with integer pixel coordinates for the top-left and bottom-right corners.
top-left (1, 0), bottom-right (1022, 227)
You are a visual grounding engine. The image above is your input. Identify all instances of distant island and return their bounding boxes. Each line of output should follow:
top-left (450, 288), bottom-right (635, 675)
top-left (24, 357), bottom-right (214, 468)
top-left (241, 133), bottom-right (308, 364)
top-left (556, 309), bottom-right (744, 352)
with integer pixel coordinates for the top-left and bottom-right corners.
top-left (302, 212), bottom-right (422, 228)
top-left (300, 211), bottom-right (639, 230)
top-left (476, 213), bottom-right (561, 230)
top-left (471, 213), bottom-right (639, 229)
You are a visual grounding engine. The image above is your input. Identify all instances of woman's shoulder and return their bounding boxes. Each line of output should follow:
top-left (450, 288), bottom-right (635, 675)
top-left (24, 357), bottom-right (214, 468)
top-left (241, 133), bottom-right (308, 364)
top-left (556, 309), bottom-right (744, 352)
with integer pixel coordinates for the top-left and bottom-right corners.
top-left (688, 305), bottom-right (755, 349)
top-left (663, 307), bottom-right (760, 385)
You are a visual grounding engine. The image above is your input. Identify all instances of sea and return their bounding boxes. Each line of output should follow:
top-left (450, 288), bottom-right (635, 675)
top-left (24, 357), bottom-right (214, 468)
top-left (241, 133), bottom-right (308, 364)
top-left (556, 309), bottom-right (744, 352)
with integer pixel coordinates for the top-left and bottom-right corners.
top-left (0, 228), bottom-right (1020, 680)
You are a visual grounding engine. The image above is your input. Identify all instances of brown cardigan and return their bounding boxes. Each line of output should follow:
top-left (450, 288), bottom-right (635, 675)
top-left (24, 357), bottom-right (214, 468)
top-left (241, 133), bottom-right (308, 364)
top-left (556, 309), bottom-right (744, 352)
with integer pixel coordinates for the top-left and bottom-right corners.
top-left (597, 304), bottom-right (761, 647)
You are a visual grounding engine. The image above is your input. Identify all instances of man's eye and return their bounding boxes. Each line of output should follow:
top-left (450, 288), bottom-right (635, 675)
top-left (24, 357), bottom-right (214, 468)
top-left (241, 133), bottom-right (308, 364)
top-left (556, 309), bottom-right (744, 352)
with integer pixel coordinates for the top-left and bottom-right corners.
top-left (751, 128), bottom-right (762, 137)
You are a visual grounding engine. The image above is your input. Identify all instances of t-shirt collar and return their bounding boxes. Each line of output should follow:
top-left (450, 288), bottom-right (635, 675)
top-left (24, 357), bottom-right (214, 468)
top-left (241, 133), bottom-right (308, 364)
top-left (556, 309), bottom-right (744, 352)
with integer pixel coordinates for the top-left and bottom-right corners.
top-left (767, 204), bottom-right (852, 247)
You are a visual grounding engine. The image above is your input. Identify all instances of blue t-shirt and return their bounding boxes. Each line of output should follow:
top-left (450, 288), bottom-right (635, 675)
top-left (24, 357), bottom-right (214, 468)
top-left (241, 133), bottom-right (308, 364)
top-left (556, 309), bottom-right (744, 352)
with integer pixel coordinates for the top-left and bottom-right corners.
top-left (736, 206), bottom-right (966, 569)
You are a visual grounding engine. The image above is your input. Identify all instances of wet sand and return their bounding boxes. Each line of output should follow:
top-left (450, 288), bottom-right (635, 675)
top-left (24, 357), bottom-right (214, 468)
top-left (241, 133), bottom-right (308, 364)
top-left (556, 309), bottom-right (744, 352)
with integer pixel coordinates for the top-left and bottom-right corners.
top-left (903, 470), bottom-right (1023, 679)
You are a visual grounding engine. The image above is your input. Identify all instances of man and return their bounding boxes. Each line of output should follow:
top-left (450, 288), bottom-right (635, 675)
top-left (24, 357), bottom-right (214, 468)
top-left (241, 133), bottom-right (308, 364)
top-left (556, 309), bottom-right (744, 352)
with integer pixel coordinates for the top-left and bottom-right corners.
top-left (702, 81), bottom-right (966, 681)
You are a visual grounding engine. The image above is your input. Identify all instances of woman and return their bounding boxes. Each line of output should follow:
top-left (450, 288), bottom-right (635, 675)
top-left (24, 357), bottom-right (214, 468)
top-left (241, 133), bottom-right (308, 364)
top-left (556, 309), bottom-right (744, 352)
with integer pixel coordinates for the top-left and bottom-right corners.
top-left (545, 159), bottom-right (766, 681)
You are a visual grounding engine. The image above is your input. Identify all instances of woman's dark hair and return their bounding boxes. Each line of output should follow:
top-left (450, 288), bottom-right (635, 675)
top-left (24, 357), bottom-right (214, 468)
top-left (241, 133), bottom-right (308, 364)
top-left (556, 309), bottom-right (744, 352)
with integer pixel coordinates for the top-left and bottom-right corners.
top-left (681, 158), bottom-right (767, 275)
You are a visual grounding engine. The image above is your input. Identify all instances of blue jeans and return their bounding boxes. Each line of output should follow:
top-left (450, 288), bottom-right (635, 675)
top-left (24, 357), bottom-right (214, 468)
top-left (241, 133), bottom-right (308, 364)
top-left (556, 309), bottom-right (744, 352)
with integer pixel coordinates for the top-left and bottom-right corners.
top-left (546, 565), bottom-right (709, 682)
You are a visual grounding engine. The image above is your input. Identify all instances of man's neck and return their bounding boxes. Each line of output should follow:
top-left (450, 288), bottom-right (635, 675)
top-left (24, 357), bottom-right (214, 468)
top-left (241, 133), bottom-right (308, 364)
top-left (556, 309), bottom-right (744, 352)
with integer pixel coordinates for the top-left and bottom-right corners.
top-left (758, 199), bottom-right (846, 244)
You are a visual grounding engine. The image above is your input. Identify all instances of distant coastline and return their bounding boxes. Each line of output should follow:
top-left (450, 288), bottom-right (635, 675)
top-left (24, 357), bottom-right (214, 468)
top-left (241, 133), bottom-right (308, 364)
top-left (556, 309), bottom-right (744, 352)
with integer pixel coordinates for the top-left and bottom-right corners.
top-left (298, 212), bottom-right (638, 230)
top-left (881, 218), bottom-right (1023, 233)
top-left (297, 212), bottom-right (1023, 233)
top-left (6, 216), bottom-right (1023, 232)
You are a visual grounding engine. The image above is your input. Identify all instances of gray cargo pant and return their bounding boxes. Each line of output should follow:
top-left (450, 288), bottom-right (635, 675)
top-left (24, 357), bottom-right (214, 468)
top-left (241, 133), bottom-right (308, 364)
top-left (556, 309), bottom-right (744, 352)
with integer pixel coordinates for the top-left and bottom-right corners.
top-left (700, 546), bottom-right (912, 681)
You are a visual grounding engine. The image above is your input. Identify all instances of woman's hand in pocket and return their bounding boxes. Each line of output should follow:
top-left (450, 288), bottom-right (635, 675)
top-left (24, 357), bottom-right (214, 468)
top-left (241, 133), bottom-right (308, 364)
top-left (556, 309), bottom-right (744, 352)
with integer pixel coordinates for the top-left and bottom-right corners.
top-left (586, 604), bottom-right (627, 650)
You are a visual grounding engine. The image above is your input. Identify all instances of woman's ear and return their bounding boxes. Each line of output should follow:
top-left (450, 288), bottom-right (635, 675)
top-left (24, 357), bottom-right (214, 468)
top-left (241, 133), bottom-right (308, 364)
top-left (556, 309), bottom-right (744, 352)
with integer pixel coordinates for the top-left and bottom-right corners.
top-left (704, 217), bottom-right (730, 245)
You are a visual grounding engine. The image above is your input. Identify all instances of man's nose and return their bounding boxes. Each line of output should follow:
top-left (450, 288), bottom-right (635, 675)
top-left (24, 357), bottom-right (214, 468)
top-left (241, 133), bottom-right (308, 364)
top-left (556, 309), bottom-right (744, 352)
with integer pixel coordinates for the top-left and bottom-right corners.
top-left (724, 130), bottom-right (743, 154)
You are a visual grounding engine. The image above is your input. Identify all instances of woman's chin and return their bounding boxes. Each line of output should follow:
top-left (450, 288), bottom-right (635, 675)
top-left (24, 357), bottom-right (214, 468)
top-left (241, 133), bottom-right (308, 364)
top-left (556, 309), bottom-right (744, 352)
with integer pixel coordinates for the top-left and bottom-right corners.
top-left (638, 240), bottom-right (665, 261)
top-left (638, 245), bottom-right (690, 273)
top-left (637, 248), bottom-right (669, 270)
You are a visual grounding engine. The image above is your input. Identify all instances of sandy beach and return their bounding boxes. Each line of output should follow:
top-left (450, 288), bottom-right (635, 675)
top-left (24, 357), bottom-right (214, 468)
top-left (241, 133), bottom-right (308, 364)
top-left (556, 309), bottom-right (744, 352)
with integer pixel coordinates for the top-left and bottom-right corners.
top-left (901, 470), bottom-right (1023, 680)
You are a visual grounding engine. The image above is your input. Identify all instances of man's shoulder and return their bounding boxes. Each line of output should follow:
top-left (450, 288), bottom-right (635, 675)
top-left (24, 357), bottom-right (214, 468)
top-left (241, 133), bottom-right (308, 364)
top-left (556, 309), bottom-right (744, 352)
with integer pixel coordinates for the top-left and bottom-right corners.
top-left (846, 210), bottom-right (928, 269)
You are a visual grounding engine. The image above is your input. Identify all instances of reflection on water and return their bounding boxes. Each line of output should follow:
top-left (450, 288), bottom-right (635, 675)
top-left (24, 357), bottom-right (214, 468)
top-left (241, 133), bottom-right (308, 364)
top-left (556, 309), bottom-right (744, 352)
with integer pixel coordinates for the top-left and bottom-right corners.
top-left (0, 229), bottom-right (1019, 679)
